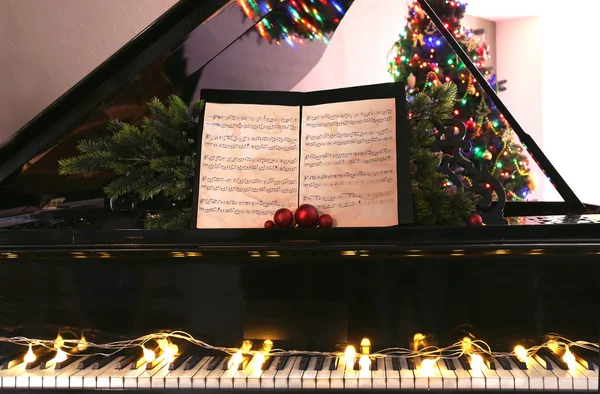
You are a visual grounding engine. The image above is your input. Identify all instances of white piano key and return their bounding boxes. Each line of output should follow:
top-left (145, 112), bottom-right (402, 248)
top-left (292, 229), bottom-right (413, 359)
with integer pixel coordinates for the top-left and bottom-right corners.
top-left (96, 357), bottom-right (128, 389)
top-left (505, 358), bottom-right (529, 390)
top-left (137, 358), bottom-right (169, 389)
top-left (566, 362), bottom-right (589, 390)
top-left (452, 358), bottom-right (472, 390)
top-left (82, 356), bottom-right (123, 389)
top-left (233, 356), bottom-right (256, 389)
top-left (192, 357), bottom-right (220, 389)
top-left (466, 360), bottom-right (486, 390)
top-left (110, 357), bottom-right (145, 389)
top-left (246, 357), bottom-right (267, 389)
top-left (329, 357), bottom-right (346, 389)
top-left (287, 357), bottom-right (305, 389)
top-left (315, 357), bottom-right (332, 389)
top-left (124, 358), bottom-right (168, 389)
top-left (0, 362), bottom-right (27, 388)
top-left (48, 357), bottom-right (87, 388)
top-left (534, 354), bottom-right (572, 390)
top-left (398, 357), bottom-right (415, 389)
top-left (481, 359), bottom-right (500, 390)
top-left (15, 364), bottom-right (42, 388)
top-left (527, 356), bottom-right (558, 390)
top-left (371, 358), bottom-right (386, 389)
top-left (300, 357), bottom-right (318, 390)
top-left (384, 357), bottom-right (400, 390)
top-left (274, 356), bottom-right (296, 389)
top-left (172, 356), bottom-right (209, 389)
top-left (573, 360), bottom-right (598, 391)
top-left (205, 357), bottom-right (228, 389)
top-left (436, 358), bottom-right (458, 389)
top-left (260, 356), bottom-right (280, 389)
top-left (357, 358), bottom-right (375, 390)
top-left (509, 358), bottom-right (543, 391)
top-left (344, 360), bottom-right (360, 389)
top-left (413, 357), bottom-right (442, 389)
top-left (492, 358), bottom-right (515, 390)
top-left (150, 357), bottom-right (179, 389)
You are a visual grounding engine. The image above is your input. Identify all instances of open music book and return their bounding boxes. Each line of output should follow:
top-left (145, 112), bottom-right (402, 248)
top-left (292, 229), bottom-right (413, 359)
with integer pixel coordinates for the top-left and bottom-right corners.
top-left (192, 82), bottom-right (412, 229)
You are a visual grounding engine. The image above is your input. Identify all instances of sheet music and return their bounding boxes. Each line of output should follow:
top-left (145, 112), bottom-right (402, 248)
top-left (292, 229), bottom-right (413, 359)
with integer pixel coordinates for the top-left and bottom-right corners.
top-left (300, 98), bottom-right (398, 227)
top-left (197, 103), bottom-right (300, 228)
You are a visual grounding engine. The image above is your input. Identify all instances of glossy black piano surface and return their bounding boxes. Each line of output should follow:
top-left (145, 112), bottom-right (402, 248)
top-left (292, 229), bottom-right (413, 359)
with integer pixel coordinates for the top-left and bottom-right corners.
top-left (0, 0), bottom-right (599, 392)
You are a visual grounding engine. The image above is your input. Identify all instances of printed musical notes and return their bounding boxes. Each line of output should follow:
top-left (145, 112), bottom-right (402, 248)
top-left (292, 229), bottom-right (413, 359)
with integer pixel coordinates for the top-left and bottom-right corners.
top-left (300, 98), bottom-right (399, 227)
top-left (196, 103), bottom-right (300, 228)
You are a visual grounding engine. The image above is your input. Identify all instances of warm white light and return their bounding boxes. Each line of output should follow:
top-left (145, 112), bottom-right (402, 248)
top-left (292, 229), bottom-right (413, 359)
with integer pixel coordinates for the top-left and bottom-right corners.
top-left (24, 344), bottom-right (36, 364)
top-left (420, 358), bottom-right (437, 376)
top-left (462, 337), bottom-right (472, 353)
top-left (78, 335), bottom-right (88, 352)
top-left (54, 348), bottom-right (67, 363)
top-left (413, 333), bottom-right (426, 351)
top-left (55, 333), bottom-right (64, 349)
top-left (470, 354), bottom-right (485, 371)
top-left (252, 353), bottom-right (265, 369)
top-left (359, 355), bottom-right (371, 372)
top-left (163, 343), bottom-right (179, 362)
top-left (344, 346), bottom-right (356, 371)
top-left (360, 338), bottom-right (371, 355)
top-left (514, 345), bottom-right (527, 362)
top-left (547, 340), bottom-right (559, 354)
top-left (262, 340), bottom-right (273, 353)
top-left (157, 338), bottom-right (169, 351)
top-left (228, 350), bottom-right (243, 371)
top-left (242, 340), bottom-right (253, 352)
top-left (563, 347), bottom-right (577, 371)
top-left (142, 346), bottom-right (155, 363)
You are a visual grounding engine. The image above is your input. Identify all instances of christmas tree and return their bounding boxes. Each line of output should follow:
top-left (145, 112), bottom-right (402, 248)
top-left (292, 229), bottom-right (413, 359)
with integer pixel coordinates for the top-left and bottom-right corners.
top-left (388, 0), bottom-right (534, 202)
top-left (239, 0), bottom-right (354, 46)
top-left (58, 84), bottom-right (475, 229)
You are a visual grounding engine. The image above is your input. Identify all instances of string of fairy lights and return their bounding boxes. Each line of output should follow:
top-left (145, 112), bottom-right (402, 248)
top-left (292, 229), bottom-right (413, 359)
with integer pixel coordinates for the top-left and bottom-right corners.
top-left (388, 0), bottom-right (535, 202)
top-left (2, 331), bottom-right (597, 374)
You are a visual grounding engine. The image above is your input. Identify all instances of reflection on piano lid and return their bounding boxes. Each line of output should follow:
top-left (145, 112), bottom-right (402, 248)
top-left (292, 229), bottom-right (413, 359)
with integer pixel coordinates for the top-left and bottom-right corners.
top-left (0, 0), bottom-right (598, 230)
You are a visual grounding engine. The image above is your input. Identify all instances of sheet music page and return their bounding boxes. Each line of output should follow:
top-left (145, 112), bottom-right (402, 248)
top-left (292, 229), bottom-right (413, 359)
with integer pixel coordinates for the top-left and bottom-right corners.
top-left (196, 103), bottom-right (300, 228)
top-left (300, 98), bottom-right (399, 227)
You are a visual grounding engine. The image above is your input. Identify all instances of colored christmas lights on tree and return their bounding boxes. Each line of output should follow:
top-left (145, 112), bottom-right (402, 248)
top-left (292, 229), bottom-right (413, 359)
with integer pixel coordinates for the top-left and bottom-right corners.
top-left (388, 0), bottom-right (534, 202)
top-left (238, 0), bottom-right (354, 47)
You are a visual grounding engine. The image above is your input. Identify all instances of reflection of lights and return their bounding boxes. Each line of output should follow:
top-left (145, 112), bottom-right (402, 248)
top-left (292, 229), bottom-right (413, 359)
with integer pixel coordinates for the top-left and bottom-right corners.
top-left (54, 348), bottom-right (68, 363)
top-left (163, 343), bottom-right (179, 362)
top-left (420, 358), bottom-right (437, 376)
top-left (228, 350), bottom-right (243, 371)
top-left (252, 353), bottom-right (265, 369)
top-left (470, 354), bottom-right (485, 371)
top-left (24, 344), bottom-right (36, 364)
top-left (514, 345), bottom-right (527, 362)
top-left (358, 355), bottom-right (371, 372)
top-left (547, 340), bottom-right (559, 354)
top-left (142, 346), bottom-right (155, 363)
top-left (563, 347), bottom-right (577, 371)
top-left (344, 346), bottom-right (356, 371)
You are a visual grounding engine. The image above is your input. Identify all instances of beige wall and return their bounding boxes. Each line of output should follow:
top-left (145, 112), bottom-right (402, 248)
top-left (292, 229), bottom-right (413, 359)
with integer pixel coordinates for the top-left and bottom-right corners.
top-left (0, 0), bottom-right (176, 148)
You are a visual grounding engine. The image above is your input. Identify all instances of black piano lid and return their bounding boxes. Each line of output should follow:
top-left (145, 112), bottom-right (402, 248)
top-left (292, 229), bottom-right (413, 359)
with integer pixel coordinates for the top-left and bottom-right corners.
top-left (0, 0), bottom-right (597, 232)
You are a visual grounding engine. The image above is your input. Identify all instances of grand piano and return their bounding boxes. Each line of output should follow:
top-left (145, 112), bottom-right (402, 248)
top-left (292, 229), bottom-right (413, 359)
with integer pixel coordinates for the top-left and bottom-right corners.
top-left (0, 0), bottom-right (599, 392)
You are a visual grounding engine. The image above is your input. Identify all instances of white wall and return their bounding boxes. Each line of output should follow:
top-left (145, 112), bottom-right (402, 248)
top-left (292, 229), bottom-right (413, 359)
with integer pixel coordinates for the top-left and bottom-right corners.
top-left (0, 0), bottom-right (176, 148)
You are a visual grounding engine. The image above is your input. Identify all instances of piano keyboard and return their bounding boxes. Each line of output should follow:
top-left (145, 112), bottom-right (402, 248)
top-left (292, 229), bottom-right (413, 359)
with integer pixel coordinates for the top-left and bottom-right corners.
top-left (0, 352), bottom-right (597, 390)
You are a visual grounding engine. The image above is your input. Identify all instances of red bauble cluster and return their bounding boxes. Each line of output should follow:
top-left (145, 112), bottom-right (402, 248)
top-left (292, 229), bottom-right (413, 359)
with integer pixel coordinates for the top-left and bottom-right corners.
top-left (264, 204), bottom-right (333, 228)
top-left (467, 213), bottom-right (484, 226)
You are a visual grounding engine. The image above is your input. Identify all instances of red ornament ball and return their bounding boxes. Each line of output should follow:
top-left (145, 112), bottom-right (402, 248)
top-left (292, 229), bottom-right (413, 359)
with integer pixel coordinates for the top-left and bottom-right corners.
top-left (318, 214), bottom-right (333, 228)
top-left (467, 213), bottom-right (484, 226)
top-left (295, 204), bottom-right (319, 227)
top-left (273, 208), bottom-right (294, 228)
top-left (264, 220), bottom-right (275, 228)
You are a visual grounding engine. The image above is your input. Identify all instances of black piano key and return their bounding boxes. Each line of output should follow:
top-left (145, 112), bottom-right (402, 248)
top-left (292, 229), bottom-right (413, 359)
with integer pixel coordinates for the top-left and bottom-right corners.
top-left (262, 356), bottom-right (275, 371)
top-left (391, 357), bottom-right (400, 371)
top-left (458, 355), bottom-right (471, 370)
top-left (406, 358), bottom-right (416, 370)
top-left (147, 356), bottom-right (163, 370)
top-left (184, 355), bottom-right (204, 370)
top-left (509, 356), bottom-right (528, 370)
top-left (542, 349), bottom-right (569, 370)
top-left (353, 361), bottom-right (360, 370)
top-left (329, 357), bottom-right (338, 370)
top-left (117, 352), bottom-right (141, 370)
top-left (170, 354), bottom-right (191, 370)
top-left (496, 357), bottom-right (512, 370)
top-left (78, 355), bottom-right (100, 370)
top-left (313, 356), bottom-right (325, 371)
top-left (444, 358), bottom-right (456, 371)
top-left (276, 357), bottom-right (289, 371)
top-left (92, 354), bottom-right (119, 370)
top-left (0, 353), bottom-right (23, 370)
top-left (27, 351), bottom-right (54, 370)
top-left (570, 348), bottom-right (597, 371)
top-left (53, 354), bottom-right (80, 370)
top-left (207, 357), bottom-right (224, 371)
top-left (298, 356), bottom-right (311, 371)
top-left (370, 358), bottom-right (378, 371)
top-left (221, 357), bottom-right (232, 370)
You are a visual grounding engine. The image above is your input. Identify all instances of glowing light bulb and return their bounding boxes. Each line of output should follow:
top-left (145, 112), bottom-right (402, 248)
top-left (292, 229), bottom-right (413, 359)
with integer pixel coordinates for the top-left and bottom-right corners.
top-left (547, 340), bottom-right (559, 354)
top-left (413, 333), bottom-right (426, 351)
top-left (360, 338), bottom-right (371, 355)
top-left (461, 337), bottom-right (472, 353)
top-left (157, 338), bottom-right (169, 351)
top-left (563, 347), bottom-right (577, 371)
top-left (252, 353), bottom-right (265, 369)
top-left (514, 345), bottom-right (527, 362)
top-left (242, 340), bottom-right (253, 352)
top-left (163, 343), bottom-right (179, 362)
top-left (471, 354), bottom-right (485, 371)
top-left (359, 355), bottom-right (371, 372)
top-left (55, 348), bottom-right (68, 363)
top-left (142, 346), bottom-right (156, 363)
top-left (228, 350), bottom-right (243, 371)
top-left (78, 335), bottom-right (88, 352)
top-left (420, 358), bottom-right (437, 376)
top-left (263, 340), bottom-right (273, 353)
top-left (344, 345), bottom-right (356, 370)
top-left (55, 333), bottom-right (64, 350)
top-left (24, 344), bottom-right (36, 364)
